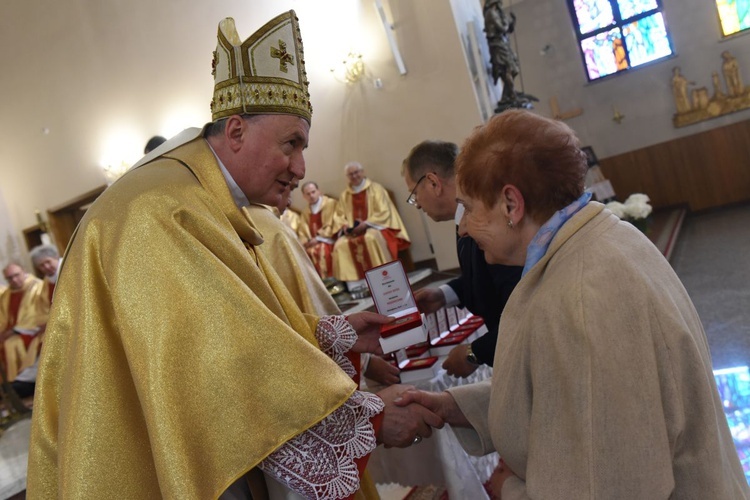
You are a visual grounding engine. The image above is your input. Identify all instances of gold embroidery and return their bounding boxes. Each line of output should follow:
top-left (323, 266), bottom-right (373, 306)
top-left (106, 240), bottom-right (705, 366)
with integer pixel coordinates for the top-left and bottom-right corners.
top-left (270, 40), bottom-right (294, 73)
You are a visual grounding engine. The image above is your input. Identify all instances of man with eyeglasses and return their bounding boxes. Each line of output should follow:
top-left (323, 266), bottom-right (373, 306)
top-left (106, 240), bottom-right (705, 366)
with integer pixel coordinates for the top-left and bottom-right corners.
top-left (332, 161), bottom-right (411, 290)
top-left (401, 140), bottom-right (522, 377)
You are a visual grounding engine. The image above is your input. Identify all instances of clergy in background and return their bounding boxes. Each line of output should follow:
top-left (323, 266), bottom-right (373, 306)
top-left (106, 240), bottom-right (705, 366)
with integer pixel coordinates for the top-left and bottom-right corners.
top-left (299, 181), bottom-right (339, 279)
top-left (30, 244), bottom-right (62, 303)
top-left (0, 263), bottom-right (48, 381)
top-left (332, 162), bottom-right (410, 288)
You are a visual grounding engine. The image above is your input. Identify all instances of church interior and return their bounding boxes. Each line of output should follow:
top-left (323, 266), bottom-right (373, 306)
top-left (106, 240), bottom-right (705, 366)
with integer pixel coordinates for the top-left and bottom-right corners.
top-left (1, 0), bottom-right (750, 498)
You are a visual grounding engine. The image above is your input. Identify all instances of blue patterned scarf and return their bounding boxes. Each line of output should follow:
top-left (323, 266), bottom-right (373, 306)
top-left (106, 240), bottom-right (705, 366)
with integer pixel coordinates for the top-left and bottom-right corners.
top-left (522, 192), bottom-right (592, 276)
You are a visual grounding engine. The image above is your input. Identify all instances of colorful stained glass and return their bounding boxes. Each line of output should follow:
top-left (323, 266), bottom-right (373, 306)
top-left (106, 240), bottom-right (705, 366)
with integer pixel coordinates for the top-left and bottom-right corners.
top-left (573, 0), bottom-right (615, 34)
top-left (616, 0), bottom-right (658, 20)
top-left (622, 13), bottom-right (672, 66)
top-left (581, 28), bottom-right (626, 80)
top-left (568, 0), bottom-right (673, 81)
top-left (714, 366), bottom-right (750, 483)
top-left (716, 0), bottom-right (750, 37)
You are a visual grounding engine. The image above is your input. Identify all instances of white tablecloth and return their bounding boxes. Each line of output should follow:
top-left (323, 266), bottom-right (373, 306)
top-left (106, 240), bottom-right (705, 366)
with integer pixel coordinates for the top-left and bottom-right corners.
top-left (366, 366), bottom-right (498, 499)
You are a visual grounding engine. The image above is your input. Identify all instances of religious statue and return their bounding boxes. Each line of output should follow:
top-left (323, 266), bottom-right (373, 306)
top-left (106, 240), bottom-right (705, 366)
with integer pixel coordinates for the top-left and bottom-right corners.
top-left (483, 0), bottom-right (536, 112)
top-left (671, 67), bottom-right (693, 114)
top-left (722, 51), bottom-right (745, 97)
top-left (672, 51), bottom-right (750, 128)
top-left (711, 71), bottom-right (726, 100)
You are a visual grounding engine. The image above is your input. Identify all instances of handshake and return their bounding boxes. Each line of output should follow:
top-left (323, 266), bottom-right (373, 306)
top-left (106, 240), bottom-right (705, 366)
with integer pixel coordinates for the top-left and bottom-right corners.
top-left (374, 384), bottom-right (466, 448)
top-left (347, 311), bottom-right (469, 447)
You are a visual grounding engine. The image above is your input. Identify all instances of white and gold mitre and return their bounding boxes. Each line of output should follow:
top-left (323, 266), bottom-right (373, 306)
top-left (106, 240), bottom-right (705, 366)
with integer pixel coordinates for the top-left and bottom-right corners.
top-left (210, 10), bottom-right (312, 123)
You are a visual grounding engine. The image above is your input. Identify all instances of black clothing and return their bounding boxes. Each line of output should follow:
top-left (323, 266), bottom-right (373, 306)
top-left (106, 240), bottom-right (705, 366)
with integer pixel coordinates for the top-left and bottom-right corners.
top-left (448, 234), bottom-right (522, 366)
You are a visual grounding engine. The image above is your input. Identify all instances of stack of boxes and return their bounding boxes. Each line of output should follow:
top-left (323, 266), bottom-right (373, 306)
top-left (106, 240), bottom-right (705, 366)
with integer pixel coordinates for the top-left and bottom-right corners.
top-left (389, 307), bottom-right (488, 383)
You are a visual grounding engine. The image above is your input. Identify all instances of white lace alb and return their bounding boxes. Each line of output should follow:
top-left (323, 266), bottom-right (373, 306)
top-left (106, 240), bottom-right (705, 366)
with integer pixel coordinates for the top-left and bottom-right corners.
top-left (315, 315), bottom-right (357, 378)
top-left (258, 315), bottom-right (384, 499)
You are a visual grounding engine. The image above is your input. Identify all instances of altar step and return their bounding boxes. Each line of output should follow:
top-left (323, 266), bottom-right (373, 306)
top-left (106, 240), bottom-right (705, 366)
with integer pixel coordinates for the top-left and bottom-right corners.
top-left (645, 206), bottom-right (687, 262)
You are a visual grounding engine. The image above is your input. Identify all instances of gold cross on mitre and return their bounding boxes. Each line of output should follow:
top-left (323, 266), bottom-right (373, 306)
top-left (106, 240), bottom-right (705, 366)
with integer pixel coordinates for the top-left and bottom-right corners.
top-left (270, 40), bottom-right (294, 73)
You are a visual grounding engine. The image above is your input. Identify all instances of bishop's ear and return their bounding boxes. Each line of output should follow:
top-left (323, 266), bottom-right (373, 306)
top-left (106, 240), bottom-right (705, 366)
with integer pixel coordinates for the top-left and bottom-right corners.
top-left (224, 115), bottom-right (247, 152)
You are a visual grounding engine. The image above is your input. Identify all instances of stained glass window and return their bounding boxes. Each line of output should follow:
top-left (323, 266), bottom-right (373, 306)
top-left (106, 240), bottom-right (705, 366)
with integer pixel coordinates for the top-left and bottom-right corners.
top-left (567, 0), bottom-right (673, 81)
top-left (716, 0), bottom-right (750, 37)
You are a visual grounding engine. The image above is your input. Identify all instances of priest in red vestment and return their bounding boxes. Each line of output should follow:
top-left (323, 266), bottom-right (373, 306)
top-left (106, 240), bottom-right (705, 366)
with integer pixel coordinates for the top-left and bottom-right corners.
top-left (299, 181), bottom-right (339, 279)
top-left (0, 263), bottom-right (48, 380)
top-left (332, 162), bottom-right (410, 287)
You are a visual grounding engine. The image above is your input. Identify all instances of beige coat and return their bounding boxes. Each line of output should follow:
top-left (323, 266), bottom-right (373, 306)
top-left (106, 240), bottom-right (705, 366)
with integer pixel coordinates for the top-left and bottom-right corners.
top-left (449, 202), bottom-right (748, 499)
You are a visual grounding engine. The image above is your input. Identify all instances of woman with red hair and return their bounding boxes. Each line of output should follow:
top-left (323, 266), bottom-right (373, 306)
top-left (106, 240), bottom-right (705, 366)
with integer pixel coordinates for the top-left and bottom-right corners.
top-left (399, 110), bottom-right (748, 499)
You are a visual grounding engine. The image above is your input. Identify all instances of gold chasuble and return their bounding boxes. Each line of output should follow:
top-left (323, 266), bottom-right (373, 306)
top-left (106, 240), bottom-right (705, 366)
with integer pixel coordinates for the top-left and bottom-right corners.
top-left (28, 133), bottom-right (356, 499)
top-left (332, 179), bottom-right (410, 281)
top-left (279, 208), bottom-right (303, 236)
top-left (247, 204), bottom-right (340, 317)
top-left (300, 195), bottom-right (339, 279)
top-left (247, 205), bottom-right (381, 500)
top-left (0, 274), bottom-right (48, 380)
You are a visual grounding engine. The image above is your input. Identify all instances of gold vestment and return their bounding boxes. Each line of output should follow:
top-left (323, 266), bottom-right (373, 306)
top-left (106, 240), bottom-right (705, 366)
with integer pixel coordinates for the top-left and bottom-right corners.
top-left (300, 195), bottom-right (339, 279)
top-left (332, 180), bottom-right (410, 281)
top-left (0, 274), bottom-right (48, 380)
top-left (247, 205), bottom-right (381, 500)
top-left (279, 208), bottom-right (303, 236)
top-left (247, 204), bottom-right (340, 317)
top-left (28, 133), bottom-right (356, 499)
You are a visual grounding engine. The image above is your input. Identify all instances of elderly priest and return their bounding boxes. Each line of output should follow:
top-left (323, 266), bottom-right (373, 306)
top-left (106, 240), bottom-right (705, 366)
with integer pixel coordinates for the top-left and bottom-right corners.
top-left (332, 162), bottom-right (411, 289)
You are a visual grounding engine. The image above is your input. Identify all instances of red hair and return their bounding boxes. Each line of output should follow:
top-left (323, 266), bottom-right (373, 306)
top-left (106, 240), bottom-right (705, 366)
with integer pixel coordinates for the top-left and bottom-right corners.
top-left (456, 110), bottom-right (587, 224)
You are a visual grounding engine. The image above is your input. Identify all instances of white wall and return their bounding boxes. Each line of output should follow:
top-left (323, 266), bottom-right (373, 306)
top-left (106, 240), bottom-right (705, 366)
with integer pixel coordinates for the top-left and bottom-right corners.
top-left (0, 188), bottom-right (25, 285)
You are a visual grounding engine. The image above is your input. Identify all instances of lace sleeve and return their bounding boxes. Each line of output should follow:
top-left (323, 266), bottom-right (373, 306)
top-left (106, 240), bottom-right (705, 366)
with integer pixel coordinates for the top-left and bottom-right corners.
top-left (259, 390), bottom-right (385, 500)
top-left (315, 315), bottom-right (357, 377)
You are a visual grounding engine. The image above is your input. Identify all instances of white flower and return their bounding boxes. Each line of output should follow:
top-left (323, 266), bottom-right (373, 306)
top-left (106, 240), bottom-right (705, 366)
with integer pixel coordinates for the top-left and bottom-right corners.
top-left (607, 193), bottom-right (653, 221)
top-left (605, 201), bottom-right (627, 219)
top-left (624, 193), bottom-right (650, 205)
top-left (623, 192), bottom-right (653, 220)
top-left (625, 201), bottom-right (652, 220)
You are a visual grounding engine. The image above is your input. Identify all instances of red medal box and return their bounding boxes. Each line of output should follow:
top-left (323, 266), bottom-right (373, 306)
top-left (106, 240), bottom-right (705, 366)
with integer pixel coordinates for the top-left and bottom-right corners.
top-left (394, 356), bottom-right (441, 383)
top-left (405, 342), bottom-right (431, 359)
top-left (380, 310), bottom-right (423, 338)
top-left (429, 329), bottom-right (474, 356)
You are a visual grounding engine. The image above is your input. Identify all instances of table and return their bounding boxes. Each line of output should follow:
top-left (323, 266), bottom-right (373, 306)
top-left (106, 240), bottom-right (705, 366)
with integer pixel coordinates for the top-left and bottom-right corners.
top-left (365, 366), bottom-right (499, 499)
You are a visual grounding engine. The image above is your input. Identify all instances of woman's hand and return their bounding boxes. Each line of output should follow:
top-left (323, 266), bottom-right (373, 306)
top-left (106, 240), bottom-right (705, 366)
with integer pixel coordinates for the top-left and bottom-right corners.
top-left (394, 389), bottom-right (472, 427)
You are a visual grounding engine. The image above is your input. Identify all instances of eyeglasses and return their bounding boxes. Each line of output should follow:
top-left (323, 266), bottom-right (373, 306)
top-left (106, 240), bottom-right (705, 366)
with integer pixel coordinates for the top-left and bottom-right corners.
top-left (406, 174), bottom-right (427, 206)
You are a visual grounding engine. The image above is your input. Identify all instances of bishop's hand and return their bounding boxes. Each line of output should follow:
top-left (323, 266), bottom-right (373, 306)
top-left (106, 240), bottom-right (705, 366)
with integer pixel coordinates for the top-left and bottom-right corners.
top-left (347, 311), bottom-right (394, 355)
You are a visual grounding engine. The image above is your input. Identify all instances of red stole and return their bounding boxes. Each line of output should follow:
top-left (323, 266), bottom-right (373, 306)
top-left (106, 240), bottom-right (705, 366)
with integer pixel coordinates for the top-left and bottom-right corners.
top-left (308, 212), bottom-right (323, 236)
top-left (346, 190), bottom-right (410, 279)
top-left (352, 191), bottom-right (368, 222)
top-left (307, 212), bottom-right (333, 278)
top-left (5, 290), bottom-right (35, 348)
